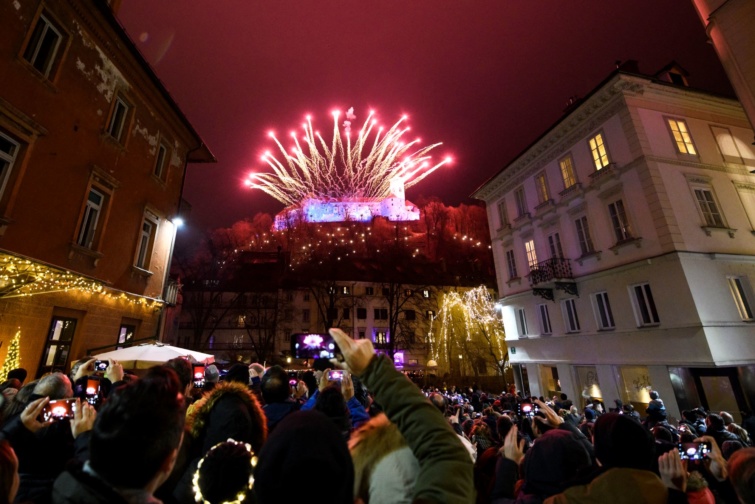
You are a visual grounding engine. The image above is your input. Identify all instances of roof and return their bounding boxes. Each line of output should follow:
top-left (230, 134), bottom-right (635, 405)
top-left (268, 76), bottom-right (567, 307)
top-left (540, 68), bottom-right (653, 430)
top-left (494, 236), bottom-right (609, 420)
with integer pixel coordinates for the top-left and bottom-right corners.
top-left (94, 1), bottom-right (215, 163)
top-left (470, 61), bottom-right (737, 201)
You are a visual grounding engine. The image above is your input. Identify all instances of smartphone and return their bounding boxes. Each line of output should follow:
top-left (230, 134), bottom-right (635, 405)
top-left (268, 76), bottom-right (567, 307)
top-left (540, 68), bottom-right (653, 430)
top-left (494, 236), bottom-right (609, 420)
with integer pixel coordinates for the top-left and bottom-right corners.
top-left (519, 402), bottom-right (538, 418)
top-left (678, 442), bottom-right (711, 460)
top-left (94, 360), bottom-right (108, 372)
top-left (291, 333), bottom-right (341, 360)
top-left (327, 370), bottom-right (343, 382)
top-left (85, 378), bottom-right (101, 405)
top-left (42, 398), bottom-right (76, 421)
top-left (192, 364), bottom-right (206, 388)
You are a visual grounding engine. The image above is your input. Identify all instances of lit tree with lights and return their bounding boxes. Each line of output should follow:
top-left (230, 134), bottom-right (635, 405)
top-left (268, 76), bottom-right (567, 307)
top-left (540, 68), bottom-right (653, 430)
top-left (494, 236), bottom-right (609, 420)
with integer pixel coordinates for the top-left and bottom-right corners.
top-left (429, 286), bottom-right (507, 384)
top-left (0, 329), bottom-right (21, 382)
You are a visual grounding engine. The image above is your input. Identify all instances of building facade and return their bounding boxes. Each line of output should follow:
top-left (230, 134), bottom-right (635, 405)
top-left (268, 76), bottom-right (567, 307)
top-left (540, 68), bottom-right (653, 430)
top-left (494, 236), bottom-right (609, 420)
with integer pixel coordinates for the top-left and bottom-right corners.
top-left (474, 64), bottom-right (755, 421)
top-left (0, 1), bottom-right (212, 377)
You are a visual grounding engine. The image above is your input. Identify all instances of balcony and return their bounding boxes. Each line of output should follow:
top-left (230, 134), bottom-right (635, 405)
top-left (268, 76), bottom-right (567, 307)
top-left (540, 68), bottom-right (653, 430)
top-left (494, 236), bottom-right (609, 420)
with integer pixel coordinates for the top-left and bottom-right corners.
top-left (527, 258), bottom-right (577, 300)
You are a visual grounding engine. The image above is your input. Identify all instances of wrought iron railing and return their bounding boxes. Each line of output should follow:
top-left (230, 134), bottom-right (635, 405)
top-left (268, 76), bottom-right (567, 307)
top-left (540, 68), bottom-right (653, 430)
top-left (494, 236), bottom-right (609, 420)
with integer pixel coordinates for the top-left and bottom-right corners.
top-left (527, 258), bottom-right (573, 286)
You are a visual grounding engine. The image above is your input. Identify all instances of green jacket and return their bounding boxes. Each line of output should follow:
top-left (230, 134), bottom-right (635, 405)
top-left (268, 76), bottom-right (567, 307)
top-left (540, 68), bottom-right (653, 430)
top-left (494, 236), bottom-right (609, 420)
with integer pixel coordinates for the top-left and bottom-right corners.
top-left (361, 355), bottom-right (475, 504)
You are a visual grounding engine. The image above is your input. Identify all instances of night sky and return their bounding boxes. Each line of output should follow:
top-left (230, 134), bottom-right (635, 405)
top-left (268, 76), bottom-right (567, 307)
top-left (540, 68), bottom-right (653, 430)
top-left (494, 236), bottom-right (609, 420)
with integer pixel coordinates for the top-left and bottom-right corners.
top-left (117, 1), bottom-right (732, 235)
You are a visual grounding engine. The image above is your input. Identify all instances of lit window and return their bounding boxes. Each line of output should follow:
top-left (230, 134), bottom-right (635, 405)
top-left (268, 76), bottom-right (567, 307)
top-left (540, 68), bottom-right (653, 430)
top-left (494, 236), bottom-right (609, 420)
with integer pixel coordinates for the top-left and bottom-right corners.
top-left (517, 308), bottom-right (528, 336)
top-left (497, 199), bottom-right (509, 227)
top-left (514, 187), bottom-right (527, 217)
top-left (728, 276), bottom-right (754, 321)
top-left (575, 216), bottom-right (595, 255)
top-left (374, 331), bottom-right (388, 345)
top-left (525, 239), bottom-right (538, 271)
top-left (559, 155), bottom-right (577, 189)
top-left (422, 289), bottom-right (430, 298)
top-left (631, 283), bottom-right (660, 326)
top-left (667, 119), bottom-right (696, 155)
top-left (0, 132), bottom-right (20, 203)
top-left (506, 249), bottom-right (518, 279)
top-left (593, 291), bottom-right (615, 330)
top-left (535, 172), bottom-right (550, 204)
top-left (38, 316), bottom-right (77, 377)
top-left (694, 188), bottom-right (725, 227)
top-left (135, 214), bottom-right (158, 270)
top-left (77, 188), bottom-right (105, 249)
top-left (404, 289), bottom-right (413, 296)
top-left (342, 286), bottom-right (350, 295)
top-left (608, 199), bottom-right (633, 242)
top-left (548, 232), bottom-right (564, 259)
top-left (23, 13), bottom-right (63, 78)
top-left (538, 304), bottom-right (552, 334)
top-left (562, 299), bottom-right (580, 332)
top-left (154, 143), bottom-right (169, 180)
top-left (116, 323), bottom-right (135, 349)
top-left (588, 132), bottom-right (610, 170)
top-left (107, 95), bottom-right (130, 142)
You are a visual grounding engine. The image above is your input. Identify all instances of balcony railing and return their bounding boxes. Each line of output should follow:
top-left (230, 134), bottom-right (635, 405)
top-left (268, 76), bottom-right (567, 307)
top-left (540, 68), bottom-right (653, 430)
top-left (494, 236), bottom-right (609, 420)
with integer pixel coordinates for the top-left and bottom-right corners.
top-left (527, 257), bottom-right (573, 286)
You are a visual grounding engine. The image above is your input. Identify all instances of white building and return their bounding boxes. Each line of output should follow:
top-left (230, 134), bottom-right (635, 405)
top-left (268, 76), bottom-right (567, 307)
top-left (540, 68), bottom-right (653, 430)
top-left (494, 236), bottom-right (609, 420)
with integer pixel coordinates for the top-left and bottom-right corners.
top-left (473, 63), bottom-right (755, 421)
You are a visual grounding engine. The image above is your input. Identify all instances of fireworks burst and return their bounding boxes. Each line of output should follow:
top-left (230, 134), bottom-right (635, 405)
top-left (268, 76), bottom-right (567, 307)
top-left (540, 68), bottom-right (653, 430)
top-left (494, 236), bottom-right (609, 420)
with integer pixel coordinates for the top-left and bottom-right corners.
top-left (246, 108), bottom-right (452, 206)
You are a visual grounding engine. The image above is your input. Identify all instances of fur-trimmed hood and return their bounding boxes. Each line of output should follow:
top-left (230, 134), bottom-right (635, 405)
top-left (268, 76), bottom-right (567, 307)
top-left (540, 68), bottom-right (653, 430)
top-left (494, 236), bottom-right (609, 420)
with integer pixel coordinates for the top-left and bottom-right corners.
top-left (185, 381), bottom-right (267, 454)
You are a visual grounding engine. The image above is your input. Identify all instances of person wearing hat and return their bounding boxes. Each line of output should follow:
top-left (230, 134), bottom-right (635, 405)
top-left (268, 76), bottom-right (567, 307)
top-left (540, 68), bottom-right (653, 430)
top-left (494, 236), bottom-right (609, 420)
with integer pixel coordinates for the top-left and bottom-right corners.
top-left (204, 365), bottom-right (219, 393)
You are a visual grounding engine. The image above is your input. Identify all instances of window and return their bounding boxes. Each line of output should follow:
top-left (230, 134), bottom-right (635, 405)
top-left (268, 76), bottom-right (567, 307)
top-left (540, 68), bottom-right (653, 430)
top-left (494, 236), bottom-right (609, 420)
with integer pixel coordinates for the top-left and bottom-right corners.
top-left (593, 291), bottom-right (615, 330)
top-left (426, 310), bottom-right (435, 319)
top-left (342, 308), bottom-right (350, 319)
top-left (303, 292), bottom-right (310, 301)
top-left (608, 199), bottom-right (633, 242)
top-left (302, 309), bottom-right (310, 323)
top-left (374, 331), bottom-right (388, 345)
top-left (341, 286), bottom-right (350, 295)
top-left (154, 143), bottom-right (169, 180)
top-left (327, 308), bottom-right (338, 321)
top-left (514, 187), bottom-right (527, 217)
top-left (116, 324), bottom-right (136, 349)
top-left (667, 119), bottom-right (697, 155)
top-left (358, 329), bottom-right (366, 339)
top-left (538, 304), bottom-right (552, 334)
top-left (286, 292), bottom-right (294, 302)
top-left (382, 287), bottom-right (389, 296)
top-left (404, 310), bottom-right (416, 321)
top-left (0, 132), bottom-right (20, 203)
top-left (559, 155), bottom-right (577, 189)
top-left (365, 287), bottom-right (374, 296)
top-left (505, 249), bottom-right (518, 279)
top-left (107, 95), bottom-right (130, 143)
top-left (422, 289), bottom-right (430, 298)
top-left (631, 283), bottom-right (660, 326)
top-left (77, 188), bottom-right (105, 249)
top-left (562, 299), bottom-right (580, 332)
top-left (535, 172), bottom-right (550, 204)
top-left (711, 126), bottom-right (743, 164)
top-left (694, 188), bottom-right (725, 227)
top-left (374, 308), bottom-right (388, 320)
top-left (404, 289), bottom-right (413, 297)
top-left (516, 308), bottom-right (528, 336)
top-left (728, 276), bottom-right (754, 321)
top-left (548, 232), bottom-right (564, 259)
top-left (23, 13), bottom-right (63, 78)
top-left (38, 316), bottom-right (77, 377)
top-left (497, 200), bottom-right (509, 228)
top-left (575, 216), bottom-right (595, 255)
top-left (357, 308), bottom-right (367, 320)
top-left (135, 213), bottom-right (158, 270)
top-left (235, 315), bottom-right (246, 328)
top-left (588, 132), bottom-right (610, 170)
top-left (525, 239), bottom-right (538, 271)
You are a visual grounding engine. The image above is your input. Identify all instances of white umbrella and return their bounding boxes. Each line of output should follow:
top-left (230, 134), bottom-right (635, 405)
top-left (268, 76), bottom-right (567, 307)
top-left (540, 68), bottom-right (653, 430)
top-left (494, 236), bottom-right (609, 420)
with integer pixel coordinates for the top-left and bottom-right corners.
top-left (93, 343), bottom-right (214, 370)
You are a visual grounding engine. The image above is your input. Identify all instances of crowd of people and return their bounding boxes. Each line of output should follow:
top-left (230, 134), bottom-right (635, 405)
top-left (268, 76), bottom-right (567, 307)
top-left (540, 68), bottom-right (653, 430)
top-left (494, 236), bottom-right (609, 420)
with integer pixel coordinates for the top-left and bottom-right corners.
top-left (0, 329), bottom-right (752, 503)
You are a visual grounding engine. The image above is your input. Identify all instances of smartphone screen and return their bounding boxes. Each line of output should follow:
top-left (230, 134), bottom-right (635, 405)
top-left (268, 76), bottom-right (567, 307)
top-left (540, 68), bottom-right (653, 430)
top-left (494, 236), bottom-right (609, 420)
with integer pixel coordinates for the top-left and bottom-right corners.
top-left (94, 360), bottom-right (108, 372)
top-left (43, 399), bottom-right (76, 421)
top-left (327, 370), bottom-right (343, 382)
top-left (291, 333), bottom-right (341, 360)
top-left (678, 442), bottom-right (711, 460)
top-left (193, 365), bottom-right (205, 388)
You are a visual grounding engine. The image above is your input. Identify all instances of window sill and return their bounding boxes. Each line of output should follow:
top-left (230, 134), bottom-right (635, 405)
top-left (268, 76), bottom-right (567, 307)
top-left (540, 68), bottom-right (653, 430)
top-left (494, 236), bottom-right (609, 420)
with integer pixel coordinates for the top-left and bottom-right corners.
top-left (597, 327), bottom-right (615, 332)
top-left (609, 237), bottom-right (642, 254)
top-left (559, 183), bottom-right (584, 203)
top-left (513, 213), bottom-right (531, 224)
top-left (506, 277), bottom-right (522, 287)
top-left (637, 323), bottom-right (660, 328)
top-left (702, 225), bottom-right (736, 238)
top-left (535, 199), bottom-right (555, 214)
top-left (68, 243), bottom-right (104, 267)
top-left (130, 266), bottom-right (154, 278)
top-left (575, 251), bottom-right (602, 266)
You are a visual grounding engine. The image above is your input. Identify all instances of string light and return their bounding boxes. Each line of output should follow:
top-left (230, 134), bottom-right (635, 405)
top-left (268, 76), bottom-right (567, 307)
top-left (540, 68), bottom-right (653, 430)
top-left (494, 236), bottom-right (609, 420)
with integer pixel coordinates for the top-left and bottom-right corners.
top-left (0, 328), bottom-right (21, 381)
top-left (192, 439), bottom-right (257, 504)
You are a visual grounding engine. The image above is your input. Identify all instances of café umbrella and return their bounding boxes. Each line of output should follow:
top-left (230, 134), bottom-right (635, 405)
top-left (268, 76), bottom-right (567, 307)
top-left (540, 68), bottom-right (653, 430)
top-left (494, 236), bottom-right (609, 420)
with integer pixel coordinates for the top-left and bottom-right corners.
top-left (93, 342), bottom-right (214, 370)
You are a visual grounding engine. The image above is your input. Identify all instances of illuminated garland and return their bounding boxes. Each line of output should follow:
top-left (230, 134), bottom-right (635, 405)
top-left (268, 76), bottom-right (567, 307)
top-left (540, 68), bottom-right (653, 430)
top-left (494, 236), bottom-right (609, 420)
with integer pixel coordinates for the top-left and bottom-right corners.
top-left (428, 286), bottom-right (506, 374)
top-left (192, 439), bottom-right (257, 504)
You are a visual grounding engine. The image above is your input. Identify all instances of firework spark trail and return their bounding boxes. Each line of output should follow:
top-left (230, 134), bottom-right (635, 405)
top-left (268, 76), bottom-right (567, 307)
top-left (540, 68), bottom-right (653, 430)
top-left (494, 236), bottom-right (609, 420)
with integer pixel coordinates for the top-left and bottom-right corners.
top-left (246, 108), bottom-right (451, 206)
